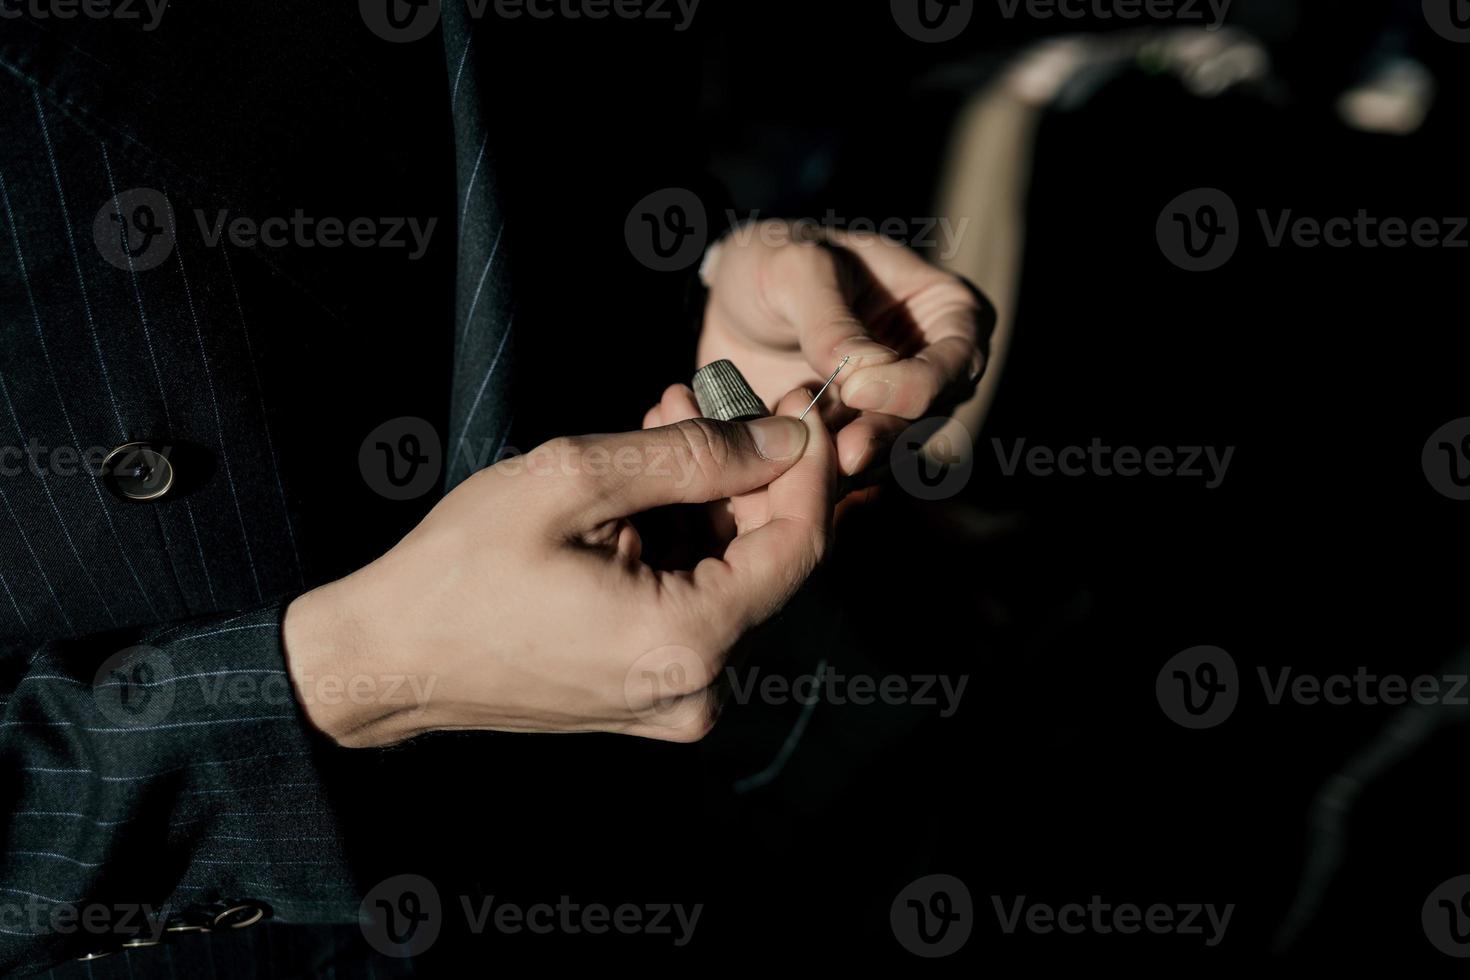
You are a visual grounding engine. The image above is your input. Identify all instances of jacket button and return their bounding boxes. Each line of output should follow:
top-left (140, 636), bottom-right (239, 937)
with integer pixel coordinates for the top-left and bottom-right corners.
top-left (213, 901), bottom-right (268, 929)
top-left (120, 936), bottom-right (162, 949)
top-left (100, 442), bottom-right (175, 501)
top-left (164, 909), bottom-right (214, 935)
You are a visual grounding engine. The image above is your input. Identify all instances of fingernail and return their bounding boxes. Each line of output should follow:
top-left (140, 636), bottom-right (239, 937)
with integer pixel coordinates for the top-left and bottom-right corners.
top-left (746, 416), bottom-right (809, 461)
top-left (835, 339), bottom-right (899, 362)
top-left (843, 378), bottom-right (895, 412)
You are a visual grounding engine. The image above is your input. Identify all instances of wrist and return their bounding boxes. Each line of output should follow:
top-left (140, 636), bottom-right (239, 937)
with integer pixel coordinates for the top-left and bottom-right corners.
top-left (283, 572), bottom-right (406, 748)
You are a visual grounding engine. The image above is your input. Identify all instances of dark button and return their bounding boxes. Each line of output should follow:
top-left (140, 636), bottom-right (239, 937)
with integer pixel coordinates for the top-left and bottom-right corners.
top-left (101, 442), bottom-right (175, 501)
top-left (213, 901), bottom-right (268, 929)
top-left (120, 936), bottom-right (162, 949)
top-left (164, 907), bottom-right (215, 934)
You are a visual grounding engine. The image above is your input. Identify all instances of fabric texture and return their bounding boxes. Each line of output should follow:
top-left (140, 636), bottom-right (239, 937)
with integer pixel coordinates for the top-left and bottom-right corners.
top-left (0, 6), bottom-right (468, 973)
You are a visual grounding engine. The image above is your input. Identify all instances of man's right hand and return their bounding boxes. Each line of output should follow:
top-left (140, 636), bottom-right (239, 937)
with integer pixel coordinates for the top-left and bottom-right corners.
top-left (282, 388), bottom-right (835, 748)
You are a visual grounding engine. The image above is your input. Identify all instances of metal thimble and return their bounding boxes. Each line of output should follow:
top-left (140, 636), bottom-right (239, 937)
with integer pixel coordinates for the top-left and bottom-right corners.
top-left (691, 359), bottom-right (768, 422)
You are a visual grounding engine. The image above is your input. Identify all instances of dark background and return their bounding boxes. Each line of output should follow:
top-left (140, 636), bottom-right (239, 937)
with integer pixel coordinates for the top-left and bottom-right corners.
top-left (334, 0), bottom-right (1470, 971)
top-left (388, 0), bottom-right (1470, 971)
top-left (28, 0), bottom-right (1465, 972)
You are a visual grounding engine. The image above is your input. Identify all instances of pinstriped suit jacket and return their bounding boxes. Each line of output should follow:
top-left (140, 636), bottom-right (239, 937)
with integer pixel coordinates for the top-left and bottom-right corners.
top-left (0, 4), bottom-right (710, 975)
top-left (0, 7), bottom-right (464, 974)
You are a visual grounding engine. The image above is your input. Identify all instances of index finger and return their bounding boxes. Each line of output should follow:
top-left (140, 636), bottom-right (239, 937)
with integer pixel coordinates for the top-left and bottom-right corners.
top-left (778, 234), bottom-right (992, 420)
top-left (771, 240), bottom-right (901, 379)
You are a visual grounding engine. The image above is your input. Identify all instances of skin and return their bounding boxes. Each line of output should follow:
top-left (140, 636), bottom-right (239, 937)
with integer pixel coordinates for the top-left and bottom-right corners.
top-left (695, 220), bottom-right (991, 477)
top-left (284, 227), bottom-right (989, 747)
top-left (285, 393), bottom-right (834, 747)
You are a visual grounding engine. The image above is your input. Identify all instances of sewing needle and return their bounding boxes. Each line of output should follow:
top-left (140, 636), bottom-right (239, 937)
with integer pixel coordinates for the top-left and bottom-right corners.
top-left (799, 356), bottom-right (852, 421)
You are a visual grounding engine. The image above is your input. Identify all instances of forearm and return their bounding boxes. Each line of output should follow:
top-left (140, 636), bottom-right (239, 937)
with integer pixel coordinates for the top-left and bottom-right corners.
top-left (935, 84), bottom-right (1043, 447)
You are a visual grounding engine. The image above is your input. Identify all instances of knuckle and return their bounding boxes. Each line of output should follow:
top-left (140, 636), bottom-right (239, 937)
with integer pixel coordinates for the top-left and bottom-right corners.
top-left (541, 435), bottom-right (608, 499)
top-left (673, 418), bottom-right (735, 476)
top-left (659, 696), bottom-right (719, 744)
top-left (918, 362), bottom-right (946, 404)
top-left (816, 302), bottom-right (862, 333)
top-left (540, 434), bottom-right (579, 462)
top-left (650, 649), bottom-right (716, 699)
top-left (770, 234), bottom-right (826, 277)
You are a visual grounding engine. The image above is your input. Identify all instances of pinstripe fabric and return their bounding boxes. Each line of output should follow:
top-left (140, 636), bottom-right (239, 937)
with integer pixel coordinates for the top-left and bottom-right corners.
top-left (441, 6), bottom-right (516, 490)
top-left (0, 7), bottom-right (475, 975)
top-left (1, 611), bottom-right (357, 973)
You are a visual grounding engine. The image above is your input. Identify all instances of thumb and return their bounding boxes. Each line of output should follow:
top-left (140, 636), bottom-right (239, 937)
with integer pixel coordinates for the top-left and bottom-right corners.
top-left (558, 415), bottom-right (808, 526)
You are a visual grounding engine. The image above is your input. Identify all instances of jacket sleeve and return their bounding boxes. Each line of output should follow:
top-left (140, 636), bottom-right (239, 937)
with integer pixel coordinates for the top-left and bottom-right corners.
top-left (0, 602), bottom-right (360, 974)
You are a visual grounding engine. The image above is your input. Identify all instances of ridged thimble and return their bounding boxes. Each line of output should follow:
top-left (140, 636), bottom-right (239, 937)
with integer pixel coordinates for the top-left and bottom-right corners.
top-left (691, 360), bottom-right (768, 422)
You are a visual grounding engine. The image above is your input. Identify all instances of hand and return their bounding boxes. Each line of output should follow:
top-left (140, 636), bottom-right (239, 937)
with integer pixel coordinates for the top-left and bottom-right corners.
top-left (697, 220), bottom-right (995, 479)
top-left (641, 384), bottom-right (814, 548)
top-left (282, 391), bottom-right (835, 748)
